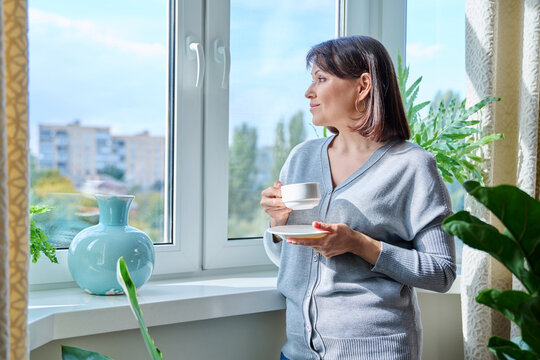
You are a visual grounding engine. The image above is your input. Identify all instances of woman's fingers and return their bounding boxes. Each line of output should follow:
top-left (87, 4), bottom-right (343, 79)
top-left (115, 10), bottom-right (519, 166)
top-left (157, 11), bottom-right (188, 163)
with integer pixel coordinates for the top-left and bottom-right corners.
top-left (260, 195), bottom-right (289, 210)
top-left (260, 182), bottom-right (291, 226)
top-left (261, 181), bottom-right (290, 210)
top-left (261, 182), bottom-right (283, 200)
top-left (287, 237), bottom-right (323, 246)
top-left (312, 221), bottom-right (336, 233)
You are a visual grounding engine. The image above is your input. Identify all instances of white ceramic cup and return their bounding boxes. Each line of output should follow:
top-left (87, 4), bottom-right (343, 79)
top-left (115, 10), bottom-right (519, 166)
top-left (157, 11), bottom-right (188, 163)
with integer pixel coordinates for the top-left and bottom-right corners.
top-left (280, 182), bottom-right (321, 210)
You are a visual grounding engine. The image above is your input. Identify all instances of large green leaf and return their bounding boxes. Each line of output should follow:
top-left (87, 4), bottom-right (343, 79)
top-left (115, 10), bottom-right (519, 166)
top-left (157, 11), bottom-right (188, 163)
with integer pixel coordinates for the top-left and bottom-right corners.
top-left (464, 181), bottom-right (540, 285)
top-left (520, 297), bottom-right (540, 355)
top-left (116, 257), bottom-right (163, 360)
top-left (487, 337), bottom-right (538, 360)
top-left (476, 289), bottom-right (531, 324)
top-left (61, 345), bottom-right (114, 360)
top-left (442, 211), bottom-right (540, 294)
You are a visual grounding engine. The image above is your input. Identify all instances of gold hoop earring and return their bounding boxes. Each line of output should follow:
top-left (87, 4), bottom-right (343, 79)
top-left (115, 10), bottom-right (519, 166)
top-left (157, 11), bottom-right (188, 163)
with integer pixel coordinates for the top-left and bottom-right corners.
top-left (354, 98), bottom-right (364, 113)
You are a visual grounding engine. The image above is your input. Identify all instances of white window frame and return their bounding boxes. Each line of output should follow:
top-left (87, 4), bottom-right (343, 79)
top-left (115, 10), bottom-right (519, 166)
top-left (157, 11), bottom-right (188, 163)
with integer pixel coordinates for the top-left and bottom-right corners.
top-left (202, 0), bottom-right (407, 269)
top-left (30, 0), bottom-right (205, 285)
top-left (29, 0), bottom-right (408, 285)
top-left (338, 0), bottom-right (407, 67)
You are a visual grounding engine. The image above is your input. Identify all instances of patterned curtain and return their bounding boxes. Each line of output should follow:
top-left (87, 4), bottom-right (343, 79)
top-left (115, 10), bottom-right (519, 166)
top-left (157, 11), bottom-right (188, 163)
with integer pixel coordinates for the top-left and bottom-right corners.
top-left (462, 0), bottom-right (540, 359)
top-left (0, 0), bottom-right (29, 359)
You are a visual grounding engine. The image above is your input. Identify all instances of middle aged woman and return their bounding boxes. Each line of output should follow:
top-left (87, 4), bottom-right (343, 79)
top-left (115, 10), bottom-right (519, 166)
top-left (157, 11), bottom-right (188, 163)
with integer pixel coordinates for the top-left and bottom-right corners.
top-left (260, 35), bottom-right (456, 360)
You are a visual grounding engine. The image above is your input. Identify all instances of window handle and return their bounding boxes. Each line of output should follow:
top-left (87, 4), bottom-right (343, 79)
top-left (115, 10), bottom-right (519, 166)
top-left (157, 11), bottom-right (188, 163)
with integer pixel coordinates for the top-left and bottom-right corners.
top-left (214, 39), bottom-right (230, 88)
top-left (186, 36), bottom-right (205, 88)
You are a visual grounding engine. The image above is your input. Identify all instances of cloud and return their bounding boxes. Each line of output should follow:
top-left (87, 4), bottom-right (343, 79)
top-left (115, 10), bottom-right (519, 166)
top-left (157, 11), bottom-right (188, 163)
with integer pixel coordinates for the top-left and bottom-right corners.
top-left (29, 8), bottom-right (166, 58)
top-left (406, 42), bottom-right (443, 61)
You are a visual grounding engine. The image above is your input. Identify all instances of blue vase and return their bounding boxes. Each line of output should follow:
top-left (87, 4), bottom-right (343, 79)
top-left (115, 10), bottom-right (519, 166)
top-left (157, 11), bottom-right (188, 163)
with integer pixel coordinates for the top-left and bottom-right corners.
top-left (68, 194), bottom-right (155, 295)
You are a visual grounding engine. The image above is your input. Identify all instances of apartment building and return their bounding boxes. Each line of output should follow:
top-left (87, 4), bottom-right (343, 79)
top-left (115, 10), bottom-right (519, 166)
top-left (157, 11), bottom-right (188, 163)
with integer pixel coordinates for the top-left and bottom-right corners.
top-left (38, 121), bottom-right (164, 189)
top-left (113, 131), bottom-right (165, 189)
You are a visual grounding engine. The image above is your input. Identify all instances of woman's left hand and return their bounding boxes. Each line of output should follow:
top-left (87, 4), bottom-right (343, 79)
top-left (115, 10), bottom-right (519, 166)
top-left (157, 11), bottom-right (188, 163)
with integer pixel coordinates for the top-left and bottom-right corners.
top-left (287, 221), bottom-right (382, 265)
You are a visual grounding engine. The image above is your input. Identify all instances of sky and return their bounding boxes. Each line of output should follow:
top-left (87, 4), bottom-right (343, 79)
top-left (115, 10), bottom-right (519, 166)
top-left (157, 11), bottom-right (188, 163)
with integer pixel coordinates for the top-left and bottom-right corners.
top-left (28, 0), bottom-right (465, 154)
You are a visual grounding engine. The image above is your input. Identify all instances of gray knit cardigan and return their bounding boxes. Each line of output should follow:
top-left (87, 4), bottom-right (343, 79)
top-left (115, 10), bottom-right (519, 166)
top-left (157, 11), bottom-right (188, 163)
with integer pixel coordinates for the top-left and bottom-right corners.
top-left (263, 136), bottom-right (456, 360)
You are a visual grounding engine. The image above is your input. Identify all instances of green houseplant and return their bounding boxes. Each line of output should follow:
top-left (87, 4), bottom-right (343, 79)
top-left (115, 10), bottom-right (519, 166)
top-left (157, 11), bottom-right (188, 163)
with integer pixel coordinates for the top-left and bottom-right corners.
top-left (442, 181), bottom-right (540, 359)
top-left (396, 55), bottom-right (503, 184)
top-left (30, 205), bottom-right (57, 263)
top-left (315, 55), bottom-right (504, 183)
top-left (61, 257), bottom-right (163, 360)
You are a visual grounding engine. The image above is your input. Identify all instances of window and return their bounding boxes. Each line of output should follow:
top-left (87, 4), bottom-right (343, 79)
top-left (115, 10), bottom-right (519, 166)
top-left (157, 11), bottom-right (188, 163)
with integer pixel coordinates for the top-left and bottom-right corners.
top-left (406, 0), bottom-right (466, 273)
top-left (29, 0), bottom-right (174, 284)
top-left (29, 0), bottom-right (409, 284)
top-left (203, 1), bottom-right (337, 269)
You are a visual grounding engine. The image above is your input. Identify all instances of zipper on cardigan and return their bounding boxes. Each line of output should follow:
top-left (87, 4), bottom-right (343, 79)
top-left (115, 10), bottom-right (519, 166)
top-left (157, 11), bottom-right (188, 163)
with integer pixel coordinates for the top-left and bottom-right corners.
top-left (309, 252), bottom-right (326, 359)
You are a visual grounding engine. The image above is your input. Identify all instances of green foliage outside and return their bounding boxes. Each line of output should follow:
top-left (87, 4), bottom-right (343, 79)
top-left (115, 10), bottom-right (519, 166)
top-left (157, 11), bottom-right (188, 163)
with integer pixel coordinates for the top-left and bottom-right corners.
top-left (30, 165), bottom-right (93, 249)
top-left (30, 163), bottom-right (165, 249)
top-left (271, 111), bottom-right (306, 182)
top-left (228, 123), bottom-right (259, 228)
top-left (129, 191), bottom-right (165, 244)
top-left (271, 121), bottom-right (288, 183)
top-left (32, 169), bottom-right (76, 198)
top-left (442, 181), bottom-right (540, 360)
top-left (228, 112), bottom-right (306, 238)
top-left (61, 257), bottom-right (163, 360)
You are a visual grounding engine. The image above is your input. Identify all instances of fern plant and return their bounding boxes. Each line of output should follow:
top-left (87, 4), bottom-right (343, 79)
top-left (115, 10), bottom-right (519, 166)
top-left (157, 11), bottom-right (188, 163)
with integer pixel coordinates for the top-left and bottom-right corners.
top-left (30, 205), bottom-right (57, 263)
top-left (396, 54), bottom-right (503, 184)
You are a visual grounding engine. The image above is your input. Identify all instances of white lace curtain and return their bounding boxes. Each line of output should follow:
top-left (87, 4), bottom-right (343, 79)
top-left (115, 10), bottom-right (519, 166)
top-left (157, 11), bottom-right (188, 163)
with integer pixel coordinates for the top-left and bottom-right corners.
top-left (462, 0), bottom-right (540, 359)
top-left (0, 0), bottom-right (30, 359)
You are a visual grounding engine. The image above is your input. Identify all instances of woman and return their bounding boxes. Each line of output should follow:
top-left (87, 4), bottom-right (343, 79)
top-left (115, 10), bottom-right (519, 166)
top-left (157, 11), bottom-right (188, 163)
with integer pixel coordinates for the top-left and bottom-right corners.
top-left (260, 36), bottom-right (456, 360)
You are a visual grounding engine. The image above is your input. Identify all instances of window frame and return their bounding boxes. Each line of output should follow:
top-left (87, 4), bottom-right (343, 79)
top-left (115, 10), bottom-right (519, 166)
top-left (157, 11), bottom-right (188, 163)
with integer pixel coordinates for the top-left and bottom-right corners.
top-left (29, 0), bottom-right (408, 286)
top-left (201, 0), bottom-right (407, 269)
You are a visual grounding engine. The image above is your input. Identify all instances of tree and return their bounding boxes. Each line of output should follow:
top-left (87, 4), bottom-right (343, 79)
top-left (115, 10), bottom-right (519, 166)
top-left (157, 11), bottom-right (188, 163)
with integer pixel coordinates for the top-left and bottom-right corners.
top-left (271, 120), bottom-right (288, 182)
top-left (99, 165), bottom-right (125, 181)
top-left (271, 111), bottom-right (306, 182)
top-left (288, 111), bottom-right (306, 150)
top-left (32, 169), bottom-right (76, 199)
top-left (228, 123), bottom-right (259, 221)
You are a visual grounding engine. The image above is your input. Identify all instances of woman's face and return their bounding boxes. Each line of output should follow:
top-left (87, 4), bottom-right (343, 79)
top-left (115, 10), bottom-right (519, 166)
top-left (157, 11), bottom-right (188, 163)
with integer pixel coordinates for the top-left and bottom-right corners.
top-left (305, 64), bottom-right (359, 128)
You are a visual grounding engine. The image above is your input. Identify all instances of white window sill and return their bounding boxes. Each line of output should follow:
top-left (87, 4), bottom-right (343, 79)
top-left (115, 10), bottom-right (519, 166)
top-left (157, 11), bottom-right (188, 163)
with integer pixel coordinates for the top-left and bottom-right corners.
top-left (28, 270), bottom-right (285, 351)
top-left (29, 271), bottom-right (461, 351)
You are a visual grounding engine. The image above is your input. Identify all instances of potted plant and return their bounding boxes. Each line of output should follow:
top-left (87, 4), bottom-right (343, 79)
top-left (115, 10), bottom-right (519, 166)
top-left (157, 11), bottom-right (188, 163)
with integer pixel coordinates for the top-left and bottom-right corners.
top-left (30, 205), bottom-right (57, 264)
top-left (442, 181), bottom-right (540, 359)
top-left (396, 55), bottom-right (503, 184)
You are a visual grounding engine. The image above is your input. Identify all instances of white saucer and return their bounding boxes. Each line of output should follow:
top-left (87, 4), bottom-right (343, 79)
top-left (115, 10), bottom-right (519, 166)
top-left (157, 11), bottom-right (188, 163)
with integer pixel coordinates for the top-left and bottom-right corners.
top-left (268, 225), bottom-right (329, 238)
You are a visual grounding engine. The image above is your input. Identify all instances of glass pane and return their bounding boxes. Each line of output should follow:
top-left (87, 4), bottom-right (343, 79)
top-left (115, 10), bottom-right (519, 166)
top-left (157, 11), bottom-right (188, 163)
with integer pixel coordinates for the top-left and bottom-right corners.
top-left (407, 0), bottom-right (466, 272)
top-left (29, 0), bottom-right (170, 246)
top-left (227, 1), bottom-right (335, 239)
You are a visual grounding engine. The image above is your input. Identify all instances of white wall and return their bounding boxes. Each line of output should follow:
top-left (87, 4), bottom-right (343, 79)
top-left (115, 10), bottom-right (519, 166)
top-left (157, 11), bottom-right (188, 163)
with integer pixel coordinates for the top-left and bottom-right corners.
top-left (31, 311), bottom-right (287, 360)
top-left (31, 293), bottom-right (463, 360)
top-left (419, 293), bottom-right (464, 360)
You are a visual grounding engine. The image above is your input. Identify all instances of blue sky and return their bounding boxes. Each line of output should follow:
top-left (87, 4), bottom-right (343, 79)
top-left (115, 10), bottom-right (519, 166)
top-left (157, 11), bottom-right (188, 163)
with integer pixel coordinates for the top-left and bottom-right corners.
top-left (28, 0), bottom-right (464, 153)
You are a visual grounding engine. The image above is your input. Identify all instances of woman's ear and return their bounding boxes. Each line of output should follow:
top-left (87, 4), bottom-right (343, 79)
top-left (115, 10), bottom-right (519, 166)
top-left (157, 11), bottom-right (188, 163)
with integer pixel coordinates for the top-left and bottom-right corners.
top-left (357, 73), bottom-right (372, 101)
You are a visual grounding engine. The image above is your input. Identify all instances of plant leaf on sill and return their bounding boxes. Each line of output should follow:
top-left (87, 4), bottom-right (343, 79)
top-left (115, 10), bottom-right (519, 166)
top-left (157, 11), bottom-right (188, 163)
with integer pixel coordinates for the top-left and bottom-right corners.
top-left (117, 257), bottom-right (163, 360)
top-left (61, 345), bottom-right (114, 360)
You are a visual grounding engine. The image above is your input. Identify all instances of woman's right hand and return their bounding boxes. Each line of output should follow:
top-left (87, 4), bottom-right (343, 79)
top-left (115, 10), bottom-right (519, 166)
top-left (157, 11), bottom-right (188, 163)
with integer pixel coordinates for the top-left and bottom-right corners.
top-left (260, 181), bottom-right (292, 227)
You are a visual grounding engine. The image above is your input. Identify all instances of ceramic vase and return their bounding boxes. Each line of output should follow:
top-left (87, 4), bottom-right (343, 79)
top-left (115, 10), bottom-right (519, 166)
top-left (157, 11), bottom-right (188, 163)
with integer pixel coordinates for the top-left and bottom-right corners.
top-left (68, 194), bottom-right (155, 295)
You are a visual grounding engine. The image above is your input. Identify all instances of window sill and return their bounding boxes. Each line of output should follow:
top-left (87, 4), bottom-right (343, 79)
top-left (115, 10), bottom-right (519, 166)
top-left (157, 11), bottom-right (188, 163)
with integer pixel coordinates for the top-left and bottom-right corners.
top-left (29, 271), bottom-right (461, 351)
top-left (28, 270), bottom-right (285, 351)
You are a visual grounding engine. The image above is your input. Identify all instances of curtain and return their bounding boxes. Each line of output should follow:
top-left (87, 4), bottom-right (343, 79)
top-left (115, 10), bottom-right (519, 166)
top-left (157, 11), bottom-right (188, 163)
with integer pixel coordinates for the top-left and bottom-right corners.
top-left (0, 0), bottom-right (29, 359)
top-left (462, 0), bottom-right (540, 359)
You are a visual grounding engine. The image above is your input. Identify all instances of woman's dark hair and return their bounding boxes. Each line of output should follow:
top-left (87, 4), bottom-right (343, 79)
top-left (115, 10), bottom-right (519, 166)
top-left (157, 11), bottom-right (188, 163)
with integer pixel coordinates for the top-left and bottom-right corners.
top-left (306, 36), bottom-right (410, 142)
